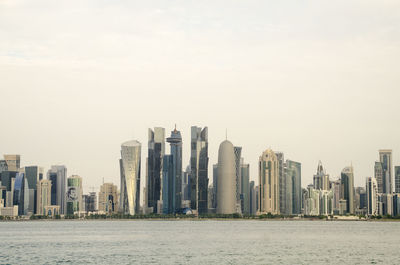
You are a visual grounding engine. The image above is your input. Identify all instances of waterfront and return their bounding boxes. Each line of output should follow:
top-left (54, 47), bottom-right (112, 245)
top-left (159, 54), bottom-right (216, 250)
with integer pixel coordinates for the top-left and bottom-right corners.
top-left (0, 221), bottom-right (399, 264)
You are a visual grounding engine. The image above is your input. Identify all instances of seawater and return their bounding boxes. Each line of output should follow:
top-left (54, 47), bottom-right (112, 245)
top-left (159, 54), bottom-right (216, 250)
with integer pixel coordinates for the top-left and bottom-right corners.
top-left (0, 220), bottom-right (399, 264)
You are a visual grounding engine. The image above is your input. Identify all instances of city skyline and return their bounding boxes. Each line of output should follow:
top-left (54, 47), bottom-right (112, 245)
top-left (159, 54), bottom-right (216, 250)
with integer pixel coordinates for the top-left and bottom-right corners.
top-left (1, 1), bottom-right (400, 196)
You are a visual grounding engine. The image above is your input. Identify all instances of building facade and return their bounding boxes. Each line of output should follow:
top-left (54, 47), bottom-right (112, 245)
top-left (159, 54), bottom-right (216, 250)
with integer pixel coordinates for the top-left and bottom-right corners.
top-left (66, 175), bottom-right (83, 215)
top-left (37, 179), bottom-right (51, 215)
top-left (258, 149), bottom-right (279, 215)
top-left (341, 166), bottom-right (355, 215)
top-left (98, 183), bottom-right (118, 214)
top-left (47, 165), bottom-right (67, 215)
top-left (286, 160), bottom-right (302, 215)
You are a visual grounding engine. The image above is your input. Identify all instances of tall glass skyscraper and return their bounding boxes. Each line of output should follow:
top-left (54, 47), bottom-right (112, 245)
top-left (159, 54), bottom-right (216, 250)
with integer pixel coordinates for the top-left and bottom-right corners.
top-left (190, 126), bottom-right (209, 214)
top-left (286, 160), bottom-right (302, 215)
top-left (13, 172), bottom-right (29, 216)
top-left (234, 146), bottom-right (242, 213)
top-left (120, 140), bottom-right (141, 215)
top-left (147, 128), bottom-right (165, 214)
top-left (341, 166), bottom-right (355, 214)
top-left (25, 166), bottom-right (44, 214)
top-left (163, 127), bottom-right (182, 214)
top-left (240, 161), bottom-right (250, 214)
top-left (47, 165), bottom-right (67, 215)
top-left (379, 150), bottom-right (393, 194)
top-left (395, 166), bottom-right (400, 194)
top-left (259, 149), bottom-right (279, 215)
top-left (366, 177), bottom-right (378, 216)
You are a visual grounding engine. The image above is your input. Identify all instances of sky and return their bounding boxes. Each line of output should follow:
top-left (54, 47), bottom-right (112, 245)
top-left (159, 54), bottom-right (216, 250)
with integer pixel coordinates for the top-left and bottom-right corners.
top-left (1, 0), bottom-right (400, 199)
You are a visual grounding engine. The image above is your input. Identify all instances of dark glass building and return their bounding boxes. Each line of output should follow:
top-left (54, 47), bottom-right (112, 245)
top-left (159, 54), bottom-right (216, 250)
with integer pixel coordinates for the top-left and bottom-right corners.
top-left (13, 172), bottom-right (29, 215)
top-left (165, 127), bottom-right (182, 213)
top-left (190, 126), bottom-right (209, 214)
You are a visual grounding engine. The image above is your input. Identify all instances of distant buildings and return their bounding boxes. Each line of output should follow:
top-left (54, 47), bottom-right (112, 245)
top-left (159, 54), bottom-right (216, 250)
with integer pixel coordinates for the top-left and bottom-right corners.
top-left (286, 160), bottom-right (302, 215)
top-left (37, 179), bottom-right (51, 215)
top-left (120, 140), bottom-right (141, 215)
top-left (341, 166), bottom-right (355, 215)
top-left (47, 165), bottom-right (67, 215)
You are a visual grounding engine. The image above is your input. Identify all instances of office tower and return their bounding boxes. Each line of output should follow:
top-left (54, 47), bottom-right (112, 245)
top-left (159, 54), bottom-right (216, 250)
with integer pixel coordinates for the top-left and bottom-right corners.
top-left (147, 128), bottom-right (165, 214)
top-left (47, 165), bottom-right (67, 214)
top-left (286, 160), bottom-right (302, 215)
top-left (395, 166), bottom-right (400, 194)
top-left (162, 154), bottom-right (174, 214)
top-left (249, 181), bottom-right (257, 215)
top-left (240, 160), bottom-right (250, 214)
top-left (259, 149), bottom-right (280, 215)
top-left (13, 172), bottom-right (29, 215)
top-left (331, 179), bottom-right (341, 214)
top-left (98, 183), bottom-right (118, 214)
top-left (341, 166), bottom-right (355, 214)
top-left (3, 155), bottom-right (20, 171)
top-left (275, 152), bottom-right (286, 215)
top-left (0, 160), bottom-right (8, 174)
top-left (120, 140), bottom-right (141, 215)
top-left (207, 184), bottom-right (215, 211)
top-left (165, 127), bottom-right (183, 213)
top-left (37, 179), bottom-right (51, 215)
top-left (234, 146), bottom-right (242, 213)
top-left (66, 175), bottom-right (83, 215)
top-left (190, 126), bottom-right (209, 214)
top-left (182, 165), bottom-right (190, 201)
top-left (86, 192), bottom-right (97, 212)
top-left (355, 187), bottom-right (366, 212)
top-left (320, 190), bottom-right (333, 216)
top-left (1, 171), bottom-right (17, 192)
top-left (216, 140), bottom-right (236, 214)
top-left (379, 150), bottom-right (393, 194)
top-left (304, 185), bottom-right (320, 216)
top-left (25, 166), bottom-right (44, 214)
top-left (313, 161), bottom-right (330, 190)
top-left (212, 164), bottom-right (218, 209)
top-left (374, 162), bottom-right (384, 193)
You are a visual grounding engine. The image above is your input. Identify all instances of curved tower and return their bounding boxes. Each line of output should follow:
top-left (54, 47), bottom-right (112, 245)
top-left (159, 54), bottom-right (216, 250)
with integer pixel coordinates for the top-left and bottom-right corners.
top-left (216, 140), bottom-right (236, 214)
top-left (120, 140), bottom-right (141, 215)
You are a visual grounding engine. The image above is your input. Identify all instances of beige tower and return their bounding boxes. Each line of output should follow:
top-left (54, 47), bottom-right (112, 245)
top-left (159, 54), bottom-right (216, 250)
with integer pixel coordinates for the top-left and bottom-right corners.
top-left (216, 140), bottom-right (236, 214)
top-left (37, 179), bottom-right (51, 215)
top-left (258, 149), bottom-right (280, 215)
top-left (98, 182), bottom-right (119, 214)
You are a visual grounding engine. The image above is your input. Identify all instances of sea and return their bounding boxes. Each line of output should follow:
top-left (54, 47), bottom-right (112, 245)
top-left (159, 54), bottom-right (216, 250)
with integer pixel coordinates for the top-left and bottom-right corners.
top-left (0, 220), bottom-right (399, 264)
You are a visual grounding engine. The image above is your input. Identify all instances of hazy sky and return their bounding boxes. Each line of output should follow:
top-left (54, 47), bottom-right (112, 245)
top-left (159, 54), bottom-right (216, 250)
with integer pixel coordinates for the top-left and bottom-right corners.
top-left (1, 0), bottom-right (400, 198)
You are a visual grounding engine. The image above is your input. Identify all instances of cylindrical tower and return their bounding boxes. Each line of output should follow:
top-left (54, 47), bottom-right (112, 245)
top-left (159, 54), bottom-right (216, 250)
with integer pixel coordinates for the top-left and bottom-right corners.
top-left (217, 140), bottom-right (236, 214)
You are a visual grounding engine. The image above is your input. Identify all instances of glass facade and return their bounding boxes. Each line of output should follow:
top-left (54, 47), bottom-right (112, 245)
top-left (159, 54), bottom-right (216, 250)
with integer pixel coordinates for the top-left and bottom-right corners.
top-left (395, 166), bottom-right (400, 194)
top-left (341, 166), bottom-right (355, 214)
top-left (286, 160), bottom-right (302, 215)
top-left (379, 150), bottom-right (392, 194)
top-left (13, 172), bottom-right (29, 215)
top-left (66, 175), bottom-right (83, 215)
top-left (190, 126), bottom-right (209, 214)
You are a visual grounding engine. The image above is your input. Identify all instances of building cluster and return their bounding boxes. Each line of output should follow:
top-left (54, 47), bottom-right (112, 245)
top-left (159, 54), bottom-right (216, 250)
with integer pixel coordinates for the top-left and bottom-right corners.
top-left (1, 128), bottom-right (400, 218)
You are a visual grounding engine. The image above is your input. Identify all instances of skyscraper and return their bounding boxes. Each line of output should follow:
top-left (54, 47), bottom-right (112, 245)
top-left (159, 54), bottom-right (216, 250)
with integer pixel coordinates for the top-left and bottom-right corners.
top-left (25, 166), bottom-right (44, 214)
top-left (13, 172), bottom-right (29, 215)
top-left (394, 166), bottom-right (400, 194)
top-left (249, 181), bottom-right (257, 215)
top-left (341, 166), bottom-right (355, 214)
top-left (3, 155), bottom-right (20, 172)
top-left (234, 146), bottom-right (242, 213)
top-left (98, 183), bottom-right (118, 214)
top-left (190, 126), bottom-right (209, 214)
top-left (379, 149), bottom-right (393, 194)
top-left (165, 126), bottom-right (183, 213)
top-left (66, 175), bottom-right (83, 215)
top-left (147, 127), bottom-right (165, 214)
top-left (120, 140), bottom-right (141, 215)
top-left (240, 160), bottom-right (250, 214)
top-left (286, 160), bottom-right (302, 215)
top-left (47, 165), bottom-right (67, 215)
top-left (258, 149), bottom-right (279, 215)
top-left (216, 140), bottom-right (236, 214)
top-left (374, 161), bottom-right (384, 193)
top-left (366, 177), bottom-right (378, 216)
top-left (212, 164), bottom-right (218, 209)
top-left (313, 161), bottom-right (330, 190)
top-left (37, 179), bottom-right (51, 215)
top-left (275, 152), bottom-right (286, 215)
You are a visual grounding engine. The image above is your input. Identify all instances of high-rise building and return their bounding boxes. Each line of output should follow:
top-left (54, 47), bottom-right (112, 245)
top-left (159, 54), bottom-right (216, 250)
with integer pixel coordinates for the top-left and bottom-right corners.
top-left (258, 149), bottom-right (279, 215)
top-left (304, 185), bottom-right (320, 216)
top-left (249, 181), bottom-right (257, 215)
top-left (190, 126), bottom-right (209, 214)
top-left (395, 166), bottom-right (400, 194)
top-left (216, 140), bottom-right (236, 214)
top-left (212, 164), bottom-right (218, 209)
top-left (165, 127), bottom-right (183, 213)
top-left (3, 155), bottom-right (20, 172)
top-left (162, 154), bottom-right (174, 214)
top-left (286, 160), bottom-right (302, 215)
top-left (331, 179), bottom-right (341, 214)
top-left (47, 165), bottom-right (67, 215)
top-left (37, 179), bottom-right (51, 215)
top-left (0, 160), bottom-right (8, 174)
top-left (98, 183), bottom-right (118, 214)
top-left (240, 160), bottom-right (250, 214)
top-left (341, 166), bottom-right (355, 215)
top-left (379, 149), bottom-right (393, 194)
top-left (313, 161), bottom-right (330, 190)
top-left (182, 165), bottom-right (190, 202)
top-left (234, 146), bottom-right (242, 213)
top-left (146, 128), bottom-right (165, 214)
top-left (25, 166), bottom-right (44, 214)
top-left (13, 172), bottom-right (29, 215)
top-left (66, 175), bottom-right (83, 215)
top-left (120, 140), bottom-right (141, 215)
top-left (275, 152), bottom-right (286, 215)
top-left (374, 161), bottom-right (384, 193)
